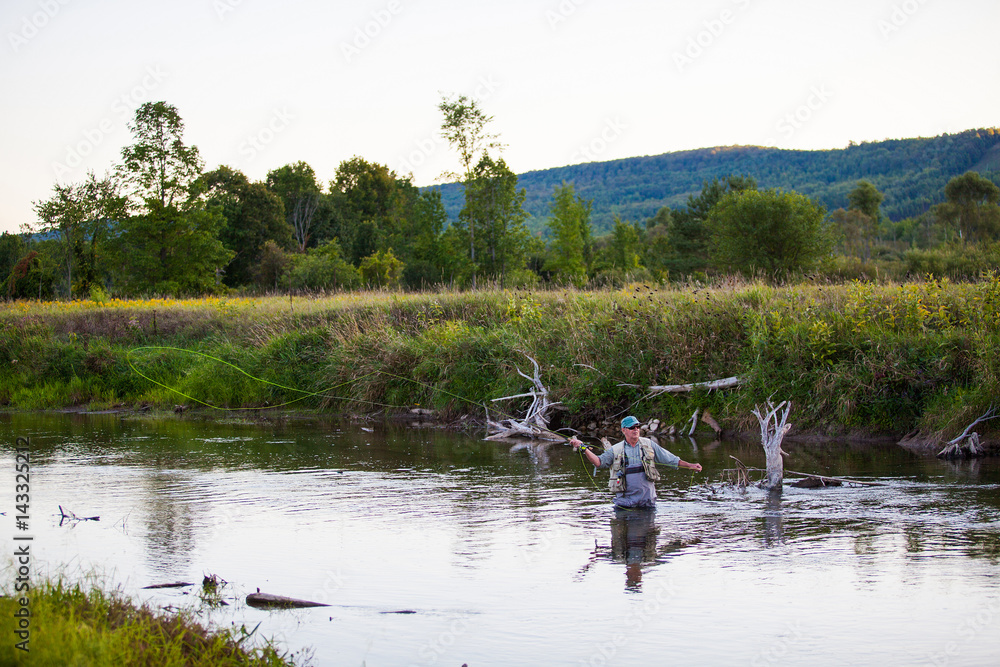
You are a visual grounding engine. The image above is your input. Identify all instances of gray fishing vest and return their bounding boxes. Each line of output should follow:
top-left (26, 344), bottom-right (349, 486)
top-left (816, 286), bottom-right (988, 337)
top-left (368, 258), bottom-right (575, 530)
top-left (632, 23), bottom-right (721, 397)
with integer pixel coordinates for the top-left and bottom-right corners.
top-left (608, 438), bottom-right (661, 494)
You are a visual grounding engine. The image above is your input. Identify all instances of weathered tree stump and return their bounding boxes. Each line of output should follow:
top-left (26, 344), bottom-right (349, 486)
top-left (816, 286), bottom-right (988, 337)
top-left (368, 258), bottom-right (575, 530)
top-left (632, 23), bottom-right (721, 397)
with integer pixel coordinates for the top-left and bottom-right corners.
top-left (751, 401), bottom-right (792, 493)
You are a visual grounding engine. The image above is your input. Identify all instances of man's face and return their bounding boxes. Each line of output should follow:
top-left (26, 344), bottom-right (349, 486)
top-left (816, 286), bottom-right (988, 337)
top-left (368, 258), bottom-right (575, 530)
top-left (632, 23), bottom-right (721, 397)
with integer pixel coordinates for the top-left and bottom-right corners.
top-left (622, 425), bottom-right (641, 444)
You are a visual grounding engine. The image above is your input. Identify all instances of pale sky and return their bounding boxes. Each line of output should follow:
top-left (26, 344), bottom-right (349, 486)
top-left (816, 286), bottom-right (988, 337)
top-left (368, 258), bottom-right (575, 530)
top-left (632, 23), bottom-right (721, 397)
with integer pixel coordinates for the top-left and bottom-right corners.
top-left (2, 0), bottom-right (998, 234)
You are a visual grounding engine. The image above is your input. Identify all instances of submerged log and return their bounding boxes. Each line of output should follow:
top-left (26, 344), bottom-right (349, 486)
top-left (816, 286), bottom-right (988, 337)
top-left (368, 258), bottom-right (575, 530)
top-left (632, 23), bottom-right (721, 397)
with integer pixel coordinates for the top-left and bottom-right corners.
top-left (142, 581), bottom-right (194, 589)
top-left (789, 476), bottom-right (842, 488)
top-left (246, 592), bottom-right (330, 609)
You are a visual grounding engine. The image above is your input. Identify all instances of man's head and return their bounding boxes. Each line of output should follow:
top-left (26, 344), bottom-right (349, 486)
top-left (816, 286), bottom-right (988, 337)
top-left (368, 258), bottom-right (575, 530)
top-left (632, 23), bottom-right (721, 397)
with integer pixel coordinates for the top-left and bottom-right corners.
top-left (621, 415), bottom-right (641, 444)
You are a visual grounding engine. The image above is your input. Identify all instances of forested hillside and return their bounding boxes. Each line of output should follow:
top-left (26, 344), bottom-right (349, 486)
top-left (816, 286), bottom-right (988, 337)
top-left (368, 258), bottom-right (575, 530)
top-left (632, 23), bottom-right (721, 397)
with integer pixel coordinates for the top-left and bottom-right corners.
top-left (431, 128), bottom-right (1000, 234)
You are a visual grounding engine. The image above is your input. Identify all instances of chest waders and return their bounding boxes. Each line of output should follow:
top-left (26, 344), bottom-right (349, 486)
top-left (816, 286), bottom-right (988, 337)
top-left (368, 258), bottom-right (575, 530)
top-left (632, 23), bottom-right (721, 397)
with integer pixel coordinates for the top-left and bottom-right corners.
top-left (609, 439), bottom-right (660, 494)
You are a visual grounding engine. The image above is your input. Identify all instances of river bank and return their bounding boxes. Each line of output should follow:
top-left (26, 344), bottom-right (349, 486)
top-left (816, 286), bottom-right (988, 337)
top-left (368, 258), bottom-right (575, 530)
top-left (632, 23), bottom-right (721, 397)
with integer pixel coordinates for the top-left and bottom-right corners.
top-left (2, 278), bottom-right (998, 455)
top-left (0, 577), bottom-right (304, 666)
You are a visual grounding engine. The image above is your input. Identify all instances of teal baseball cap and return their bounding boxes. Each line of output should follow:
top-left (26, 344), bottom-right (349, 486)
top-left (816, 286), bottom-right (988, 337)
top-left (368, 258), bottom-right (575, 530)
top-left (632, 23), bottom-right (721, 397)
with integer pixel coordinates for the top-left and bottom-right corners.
top-left (621, 416), bottom-right (640, 428)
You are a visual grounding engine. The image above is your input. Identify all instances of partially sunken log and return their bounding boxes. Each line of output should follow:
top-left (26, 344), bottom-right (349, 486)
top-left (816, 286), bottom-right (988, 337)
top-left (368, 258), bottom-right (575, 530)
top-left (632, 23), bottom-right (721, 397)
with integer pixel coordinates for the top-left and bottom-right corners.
top-left (142, 581), bottom-right (194, 589)
top-left (752, 400), bottom-right (792, 492)
top-left (790, 476), bottom-right (842, 488)
top-left (246, 592), bottom-right (330, 609)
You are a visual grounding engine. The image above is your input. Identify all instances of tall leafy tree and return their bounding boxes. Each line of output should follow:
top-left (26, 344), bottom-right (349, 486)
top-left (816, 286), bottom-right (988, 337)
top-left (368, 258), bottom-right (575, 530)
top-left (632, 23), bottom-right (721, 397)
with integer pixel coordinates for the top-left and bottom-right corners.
top-left (30, 172), bottom-right (127, 298)
top-left (267, 162), bottom-right (322, 252)
top-left (642, 207), bottom-right (674, 279)
top-left (936, 171), bottom-right (1000, 245)
top-left (847, 180), bottom-right (883, 262)
top-left (119, 101), bottom-right (202, 208)
top-left (829, 207), bottom-right (871, 259)
top-left (456, 155), bottom-right (532, 283)
top-left (607, 216), bottom-right (643, 272)
top-left (112, 102), bottom-right (231, 295)
top-left (200, 166), bottom-right (291, 287)
top-left (707, 189), bottom-right (832, 277)
top-left (544, 182), bottom-right (592, 285)
top-left (438, 94), bottom-right (502, 285)
top-left (0, 232), bottom-right (28, 298)
top-left (668, 175), bottom-right (757, 276)
top-left (329, 157), bottom-right (403, 264)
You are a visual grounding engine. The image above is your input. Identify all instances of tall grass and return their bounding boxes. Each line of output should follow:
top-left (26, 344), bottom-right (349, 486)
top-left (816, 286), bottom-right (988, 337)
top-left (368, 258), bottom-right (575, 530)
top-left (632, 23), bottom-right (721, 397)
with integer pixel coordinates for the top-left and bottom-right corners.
top-left (2, 277), bottom-right (999, 440)
top-left (0, 577), bottom-right (304, 666)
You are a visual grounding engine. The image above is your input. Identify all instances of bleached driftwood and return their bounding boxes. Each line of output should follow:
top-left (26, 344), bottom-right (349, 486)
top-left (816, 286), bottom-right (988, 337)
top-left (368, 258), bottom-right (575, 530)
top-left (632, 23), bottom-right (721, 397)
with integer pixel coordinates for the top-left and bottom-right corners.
top-left (938, 406), bottom-right (998, 459)
top-left (752, 400), bottom-right (792, 492)
top-left (618, 375), bottom-right (743, 396)
top-left (487, 352), bottom-right (564, 441)
top-left (687, 408), bottom-right (700, 436)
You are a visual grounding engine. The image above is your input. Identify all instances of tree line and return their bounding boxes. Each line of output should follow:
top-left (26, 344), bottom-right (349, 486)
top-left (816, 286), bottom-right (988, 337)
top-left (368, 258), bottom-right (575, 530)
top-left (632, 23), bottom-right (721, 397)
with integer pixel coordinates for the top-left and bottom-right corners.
top-left (3, 100), bottom-right (1000, 299)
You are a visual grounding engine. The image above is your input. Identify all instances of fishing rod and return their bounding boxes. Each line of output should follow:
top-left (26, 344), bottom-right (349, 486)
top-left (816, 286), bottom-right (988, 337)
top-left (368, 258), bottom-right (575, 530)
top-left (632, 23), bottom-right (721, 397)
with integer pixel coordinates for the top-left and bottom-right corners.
top-left (126, 346), bottom-right (575, 440)
top-left (128, 346), bottom-right (616, 489)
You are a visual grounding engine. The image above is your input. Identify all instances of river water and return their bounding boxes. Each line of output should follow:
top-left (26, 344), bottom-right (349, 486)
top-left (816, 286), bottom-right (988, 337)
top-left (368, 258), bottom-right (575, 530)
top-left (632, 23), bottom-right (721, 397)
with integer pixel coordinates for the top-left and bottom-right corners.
top-left (2, 412), bottom-right (999, 666)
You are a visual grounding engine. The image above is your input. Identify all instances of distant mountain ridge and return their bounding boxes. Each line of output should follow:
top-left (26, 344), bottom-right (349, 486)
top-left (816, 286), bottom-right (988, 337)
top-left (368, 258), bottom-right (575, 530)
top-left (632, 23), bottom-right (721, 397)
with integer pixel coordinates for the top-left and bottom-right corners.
top-left (427, 128), bottom-right (1000, 235)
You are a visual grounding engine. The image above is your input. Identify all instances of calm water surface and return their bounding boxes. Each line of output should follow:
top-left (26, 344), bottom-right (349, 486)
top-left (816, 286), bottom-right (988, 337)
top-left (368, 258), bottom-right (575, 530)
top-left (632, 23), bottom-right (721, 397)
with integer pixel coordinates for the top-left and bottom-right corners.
top-left (2, 413), bottom-right (999, 666)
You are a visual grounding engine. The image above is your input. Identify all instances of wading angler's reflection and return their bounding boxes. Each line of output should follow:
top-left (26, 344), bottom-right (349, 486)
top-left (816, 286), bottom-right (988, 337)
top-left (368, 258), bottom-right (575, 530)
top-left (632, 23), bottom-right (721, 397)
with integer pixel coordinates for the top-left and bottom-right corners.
top-left (571, 415), bottom-right (704, 589)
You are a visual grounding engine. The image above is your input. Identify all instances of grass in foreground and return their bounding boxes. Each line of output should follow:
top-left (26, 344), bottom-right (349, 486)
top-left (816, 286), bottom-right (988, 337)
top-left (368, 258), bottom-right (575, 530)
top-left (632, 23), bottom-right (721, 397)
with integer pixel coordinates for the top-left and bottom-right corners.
top-left (0, 578), bottom-right (307, 667)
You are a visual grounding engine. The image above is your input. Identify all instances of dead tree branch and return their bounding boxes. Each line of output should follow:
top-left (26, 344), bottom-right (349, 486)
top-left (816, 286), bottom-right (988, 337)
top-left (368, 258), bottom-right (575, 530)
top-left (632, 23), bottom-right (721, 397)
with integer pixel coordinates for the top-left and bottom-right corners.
top-left (938, 406), bottom-right (998, 459)
top-left (487, 351), bottom-right (563, 441)
top-left (617, 375), bottom-right (742, 396)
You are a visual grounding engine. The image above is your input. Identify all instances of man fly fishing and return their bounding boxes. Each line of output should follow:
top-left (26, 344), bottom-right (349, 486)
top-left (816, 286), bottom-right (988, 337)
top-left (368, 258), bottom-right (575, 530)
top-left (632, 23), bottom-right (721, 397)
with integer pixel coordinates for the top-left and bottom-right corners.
top-left (569, 416), bottom-right (703, 509)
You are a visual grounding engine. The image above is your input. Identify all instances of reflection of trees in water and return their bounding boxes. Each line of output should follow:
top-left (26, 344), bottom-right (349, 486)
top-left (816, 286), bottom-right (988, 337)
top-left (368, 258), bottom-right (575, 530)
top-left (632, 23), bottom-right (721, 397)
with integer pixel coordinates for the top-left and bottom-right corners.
top-left (141, 472), bottom-right (196, 574)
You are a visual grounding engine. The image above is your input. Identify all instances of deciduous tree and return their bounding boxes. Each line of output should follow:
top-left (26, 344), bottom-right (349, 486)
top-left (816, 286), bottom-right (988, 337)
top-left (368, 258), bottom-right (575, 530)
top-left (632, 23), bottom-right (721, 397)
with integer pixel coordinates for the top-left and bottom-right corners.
top-left (544, 182), bottom-right (592, 285)
top-left (936, 171), bottom-right (1000, 245)
top-left (267, 162), bottom-right (322, 252)
top-left (438, 94), bottom-right (503, 285)
top-left (707, 189), bottom-right (832, 277)
top-left (457, 155), bottom-right (532, 284)
top-left (847, 180), bottom-right (883, 261)
top-left (113, 102), bottom-right (231, 295)
top-left (30, 172), bottom-right (127, 298)
top-left (200, 166), bottom-right (290, 287)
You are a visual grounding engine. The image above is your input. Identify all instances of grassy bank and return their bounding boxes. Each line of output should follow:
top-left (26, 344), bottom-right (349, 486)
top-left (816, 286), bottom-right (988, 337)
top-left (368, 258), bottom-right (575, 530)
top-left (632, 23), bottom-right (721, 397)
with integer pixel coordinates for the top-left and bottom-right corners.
top-left (1, 277), bottom-right (998, 447)
top-left (0, 578), bottom-right (303, 666)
